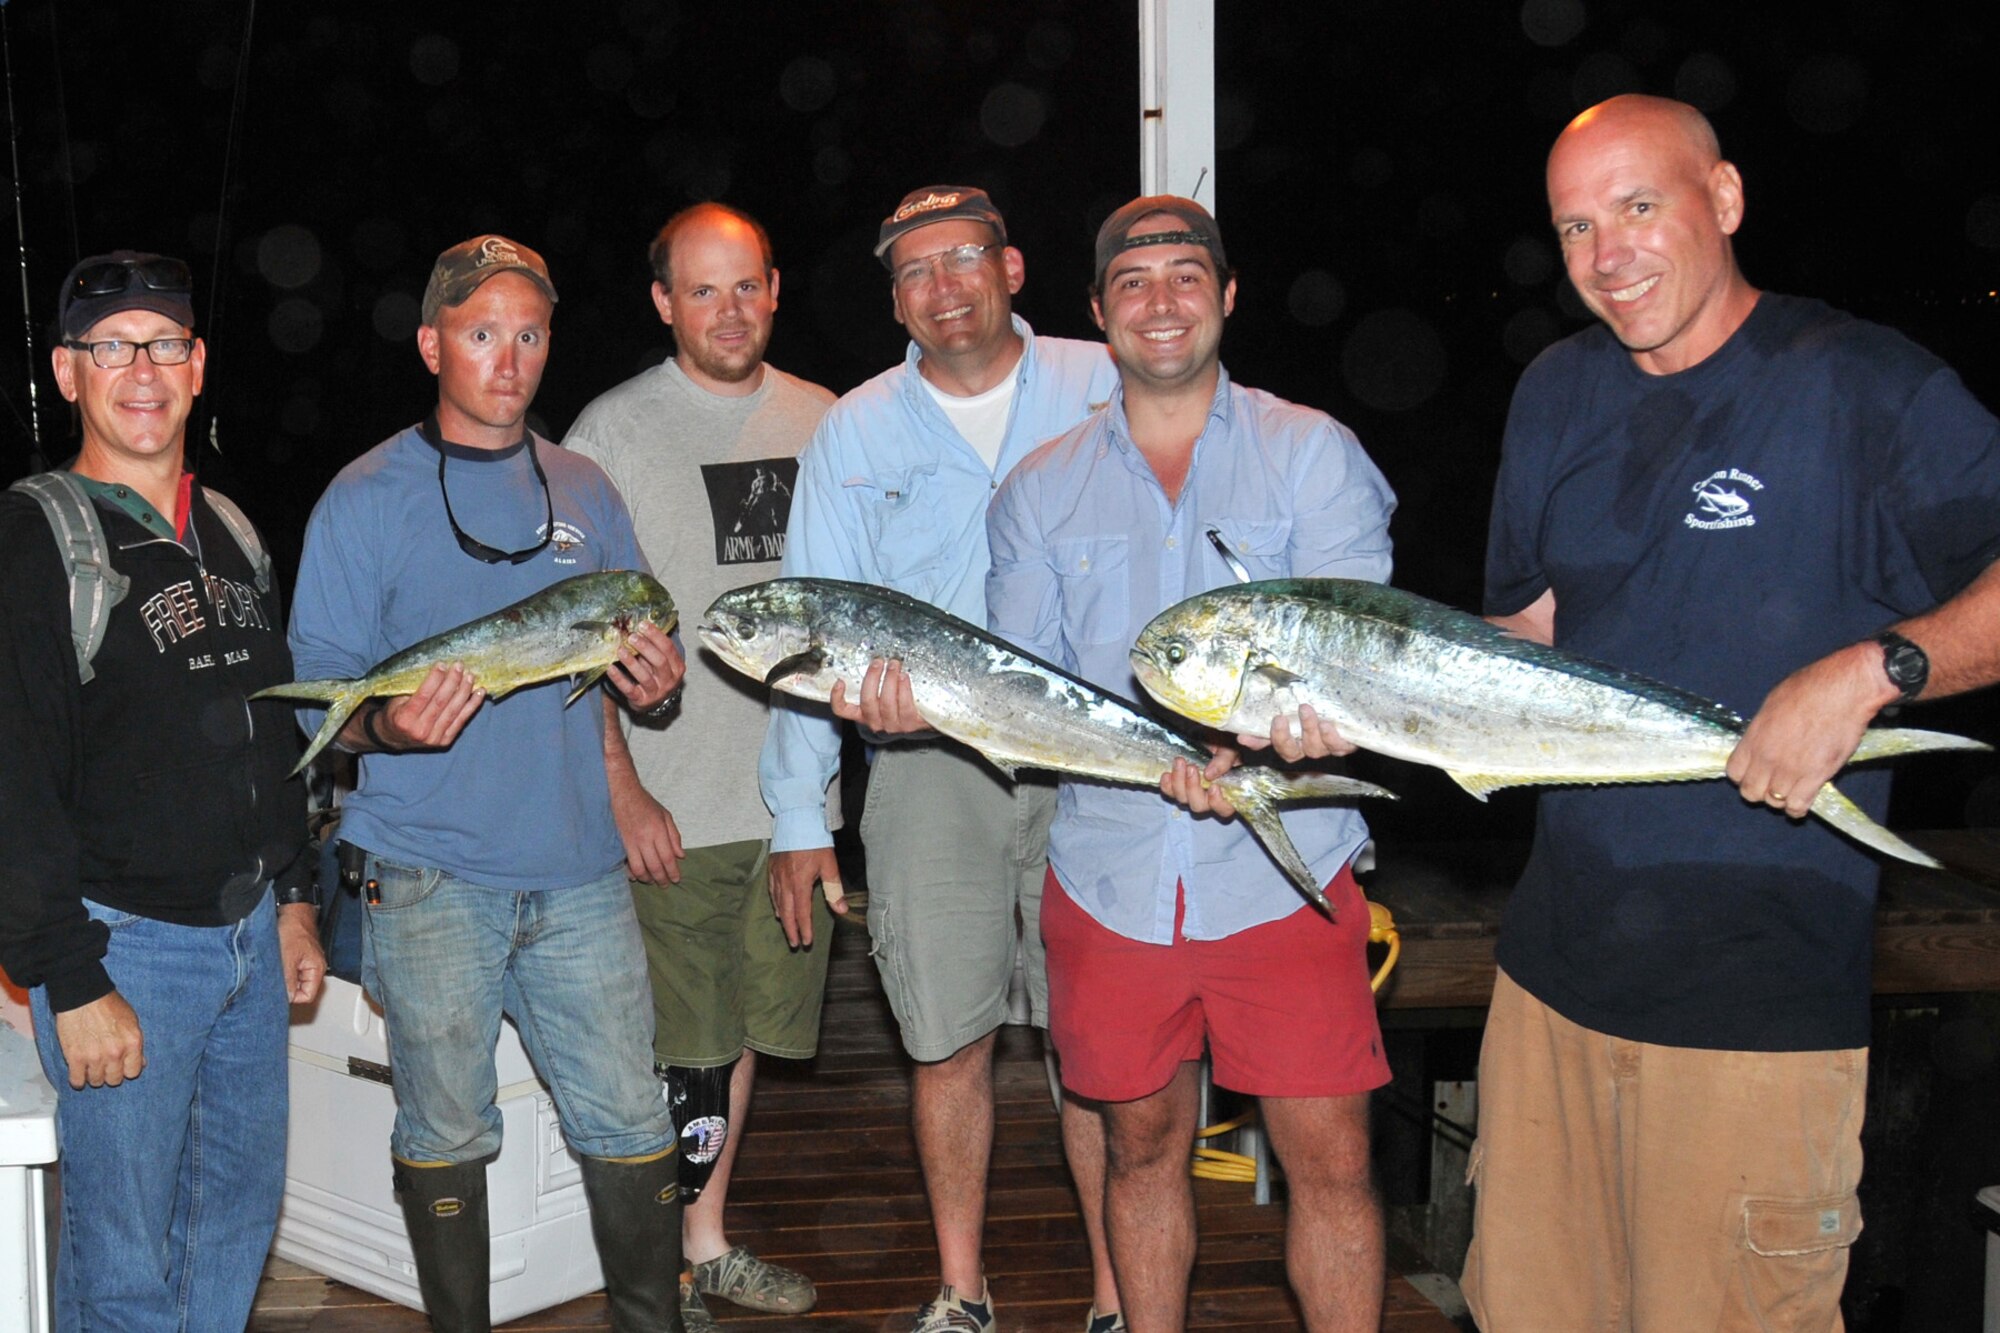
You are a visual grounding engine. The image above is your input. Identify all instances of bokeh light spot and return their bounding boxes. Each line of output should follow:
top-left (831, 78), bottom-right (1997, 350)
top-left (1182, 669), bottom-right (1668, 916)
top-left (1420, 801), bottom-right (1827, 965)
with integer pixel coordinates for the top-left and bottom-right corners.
top-left (1521, 0), bottom-right (1586, 48)
top-left (257, 226), bottom-right (322, 290)
top-left (268, 298), bottom-right (325, 354)
top-left (1340, 309), bottom-right (1447, 413)
top-left (1785, 54), bottom-right (1868, 135)
top-left (1503, 236), bottom-right (1556, 287)
top-left (373, 291), bottom-right (421, 343)
top-left (409, 35), bottom-right (460, 87)
top-left (780, 57), bottom-right (837, 112)
top-left (980, 83), bottom-right (1047, 148)
top-left (1673, 52), bottom-right (1738, 112)
top-left (1287, 270), bottom-right (1347, 328)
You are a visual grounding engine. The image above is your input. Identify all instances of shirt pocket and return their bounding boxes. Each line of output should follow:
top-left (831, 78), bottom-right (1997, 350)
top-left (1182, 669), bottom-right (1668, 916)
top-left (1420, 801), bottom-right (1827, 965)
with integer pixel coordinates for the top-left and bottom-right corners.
top-left (1204, 516), bottom-right (1292, 582)
top-left (1050, 535), bottom-right (1131, 646)
top-left (853, 468), bottom-right (946, 587)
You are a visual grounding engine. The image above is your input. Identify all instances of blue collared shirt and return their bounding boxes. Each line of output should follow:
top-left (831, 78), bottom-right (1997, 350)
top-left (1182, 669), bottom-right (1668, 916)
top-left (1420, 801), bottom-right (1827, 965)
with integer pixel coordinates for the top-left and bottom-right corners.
top-left (760, 316), bottom-right (1118, 852)
top-left (986, 369), bottom-right (1395, 943)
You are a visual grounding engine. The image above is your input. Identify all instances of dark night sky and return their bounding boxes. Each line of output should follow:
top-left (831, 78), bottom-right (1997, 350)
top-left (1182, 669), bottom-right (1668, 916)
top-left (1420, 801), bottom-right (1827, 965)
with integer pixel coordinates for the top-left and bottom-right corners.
top-left (4, 0), bottom-right (1998, 833)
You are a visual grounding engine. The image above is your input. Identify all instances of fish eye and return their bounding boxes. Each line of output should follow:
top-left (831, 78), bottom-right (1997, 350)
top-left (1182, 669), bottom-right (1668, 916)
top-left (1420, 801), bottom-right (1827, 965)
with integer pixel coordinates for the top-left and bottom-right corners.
top-left (732, 615), bottom-right (758, 638)
top-left (1164, 640), bottom-right (1188, 665)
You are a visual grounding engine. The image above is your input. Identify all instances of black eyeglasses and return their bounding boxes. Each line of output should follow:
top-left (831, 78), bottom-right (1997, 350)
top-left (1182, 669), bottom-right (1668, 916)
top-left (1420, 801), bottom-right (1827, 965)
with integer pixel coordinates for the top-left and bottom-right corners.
top-left (70, 256), bottom-right (193, 301)
top-left (420, 417), bottom-right (554, 564)
top-left (62, 337), bottom-right (195, 369)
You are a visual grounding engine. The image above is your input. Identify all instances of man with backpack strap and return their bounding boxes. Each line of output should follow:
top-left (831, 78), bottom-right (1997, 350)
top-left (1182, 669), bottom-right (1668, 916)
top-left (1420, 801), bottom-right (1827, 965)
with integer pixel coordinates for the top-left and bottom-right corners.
top-left (0, 250), bottom-right (325, 1329)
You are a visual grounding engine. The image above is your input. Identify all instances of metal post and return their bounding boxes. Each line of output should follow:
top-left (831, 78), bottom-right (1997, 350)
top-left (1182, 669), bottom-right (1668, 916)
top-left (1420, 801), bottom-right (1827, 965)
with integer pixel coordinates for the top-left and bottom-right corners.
top-left (1138, 0), bottom-right (1217, 214)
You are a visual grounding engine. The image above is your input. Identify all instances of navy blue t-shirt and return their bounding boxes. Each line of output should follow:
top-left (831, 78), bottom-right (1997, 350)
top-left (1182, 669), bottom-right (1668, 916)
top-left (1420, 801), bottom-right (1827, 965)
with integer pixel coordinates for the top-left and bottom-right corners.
top-left (1484, 294), bottom-right (2000, 1051)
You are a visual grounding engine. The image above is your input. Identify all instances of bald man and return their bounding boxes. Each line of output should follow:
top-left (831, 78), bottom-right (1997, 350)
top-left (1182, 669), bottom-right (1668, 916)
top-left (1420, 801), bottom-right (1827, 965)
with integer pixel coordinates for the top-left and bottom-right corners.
top-left (1458, 95), bottom-right (2000, 1330)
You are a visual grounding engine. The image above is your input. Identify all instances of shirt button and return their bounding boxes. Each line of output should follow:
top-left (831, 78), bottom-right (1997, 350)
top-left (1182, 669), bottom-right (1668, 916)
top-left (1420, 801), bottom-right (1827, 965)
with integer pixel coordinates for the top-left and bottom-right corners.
top-left (1165, 536), bottom-right (1177, 549)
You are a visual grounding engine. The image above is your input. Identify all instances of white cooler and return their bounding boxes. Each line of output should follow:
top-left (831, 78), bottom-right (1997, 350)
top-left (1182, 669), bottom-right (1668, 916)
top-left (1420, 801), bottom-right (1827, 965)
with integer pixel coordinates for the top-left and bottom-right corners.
top-left (273, 977), bottom-right (605, 1323)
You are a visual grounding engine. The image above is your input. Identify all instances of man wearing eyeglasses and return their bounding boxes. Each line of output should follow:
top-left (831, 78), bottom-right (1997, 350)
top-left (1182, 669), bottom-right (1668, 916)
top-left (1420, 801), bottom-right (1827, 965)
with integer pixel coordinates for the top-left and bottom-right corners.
top-left (0, 251), bottom-right (324, 1328)
top-left (762, 186), bottom-right (1124, 1333)
top-left (562, 203), bottom-right (835, 1331)
top-left (287, 235), bottom-right (689, 1331)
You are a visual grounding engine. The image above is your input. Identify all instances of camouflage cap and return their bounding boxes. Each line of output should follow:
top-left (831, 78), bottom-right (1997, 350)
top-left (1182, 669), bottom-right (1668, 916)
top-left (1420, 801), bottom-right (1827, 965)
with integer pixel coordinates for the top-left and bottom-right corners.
top-left (421, 234), bottom-right (558, 324)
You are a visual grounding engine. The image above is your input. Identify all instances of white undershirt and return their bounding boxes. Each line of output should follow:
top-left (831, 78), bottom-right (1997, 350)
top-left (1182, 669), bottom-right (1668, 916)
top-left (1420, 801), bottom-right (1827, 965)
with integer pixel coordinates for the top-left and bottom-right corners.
top-left (921, 371), bottom-right (1018, 474)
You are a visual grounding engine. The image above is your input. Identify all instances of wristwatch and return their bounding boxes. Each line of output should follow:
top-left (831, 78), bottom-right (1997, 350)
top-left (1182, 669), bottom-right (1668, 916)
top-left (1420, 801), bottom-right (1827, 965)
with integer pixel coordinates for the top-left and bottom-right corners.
top-left (1875, 630), bottom-right (1929, 704)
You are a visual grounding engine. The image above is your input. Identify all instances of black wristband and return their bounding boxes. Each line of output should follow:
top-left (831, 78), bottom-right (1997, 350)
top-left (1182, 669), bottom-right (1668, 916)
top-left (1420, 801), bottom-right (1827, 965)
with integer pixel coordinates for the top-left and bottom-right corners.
top-left (360, 700), bottom-right (392, 751)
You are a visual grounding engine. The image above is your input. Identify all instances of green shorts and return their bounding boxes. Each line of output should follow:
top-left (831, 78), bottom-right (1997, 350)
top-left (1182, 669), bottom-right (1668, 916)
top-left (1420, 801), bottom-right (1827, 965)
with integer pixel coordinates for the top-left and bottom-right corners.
top-left (629, 838), bottom-right (834, 1067)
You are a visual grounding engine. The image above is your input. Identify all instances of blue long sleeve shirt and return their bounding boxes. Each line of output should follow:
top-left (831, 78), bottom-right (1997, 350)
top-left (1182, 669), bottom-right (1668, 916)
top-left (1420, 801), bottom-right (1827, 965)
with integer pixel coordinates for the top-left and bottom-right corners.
top-left (761, 316), bottom-right (1117, 853)
top-left (986, 370), bottom-right (1395, 943)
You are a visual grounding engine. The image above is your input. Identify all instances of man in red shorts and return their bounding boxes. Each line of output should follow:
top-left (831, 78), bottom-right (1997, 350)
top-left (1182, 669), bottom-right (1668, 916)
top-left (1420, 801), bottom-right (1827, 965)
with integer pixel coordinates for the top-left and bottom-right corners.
top-left (984, 195), bottom-right (1397, 1332)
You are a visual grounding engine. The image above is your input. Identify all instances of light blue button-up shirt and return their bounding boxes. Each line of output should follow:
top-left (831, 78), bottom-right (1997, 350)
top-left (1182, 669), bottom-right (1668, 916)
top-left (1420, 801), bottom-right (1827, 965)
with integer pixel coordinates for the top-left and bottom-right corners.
top-left (760, 316), bottom-right (1118, 852)
top-left (986, 369), bottom-right (1395, 943)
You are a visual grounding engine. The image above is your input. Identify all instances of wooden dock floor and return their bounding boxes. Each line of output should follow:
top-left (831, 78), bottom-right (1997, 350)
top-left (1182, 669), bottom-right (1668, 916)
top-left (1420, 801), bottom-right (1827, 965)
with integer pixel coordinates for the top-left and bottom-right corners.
top-left (249, 917), bottom-right (1460, 1331)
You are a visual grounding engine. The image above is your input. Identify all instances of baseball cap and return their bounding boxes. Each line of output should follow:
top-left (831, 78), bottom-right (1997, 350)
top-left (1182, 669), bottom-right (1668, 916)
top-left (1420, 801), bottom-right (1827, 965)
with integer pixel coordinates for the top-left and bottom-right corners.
top-left (1093, 195), bottom-right (1228, 288)
top-left (874, 186), bottom-right (1008, 268)
top-left (421, 234), bottom-right (558, 324)
top-left (58, 252), bottom-right (195, 341)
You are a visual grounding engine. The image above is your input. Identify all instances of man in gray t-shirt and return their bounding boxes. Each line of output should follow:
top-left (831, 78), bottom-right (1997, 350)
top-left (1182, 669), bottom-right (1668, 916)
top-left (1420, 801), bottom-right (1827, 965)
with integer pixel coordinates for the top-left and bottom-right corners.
top-left (564, 204), bottom-right (835, 1329)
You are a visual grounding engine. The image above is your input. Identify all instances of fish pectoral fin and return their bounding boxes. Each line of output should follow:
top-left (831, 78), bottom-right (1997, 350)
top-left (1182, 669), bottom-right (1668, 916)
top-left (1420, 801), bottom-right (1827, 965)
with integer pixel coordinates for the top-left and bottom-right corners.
top-left (1249, 662), bottom-right (1306, 691)
top-left (570, 619), bottom-right (614, 635)
top-left (764, 645), bottom-right (826, 689)
top-left (564, 666), bottom-right (611, 706)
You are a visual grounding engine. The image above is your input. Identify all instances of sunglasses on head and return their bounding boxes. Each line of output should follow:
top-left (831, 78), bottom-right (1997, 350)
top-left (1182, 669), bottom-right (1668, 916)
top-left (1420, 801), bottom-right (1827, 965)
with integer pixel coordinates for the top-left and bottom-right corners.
top-left (70, 256), bottom-right (193, 301)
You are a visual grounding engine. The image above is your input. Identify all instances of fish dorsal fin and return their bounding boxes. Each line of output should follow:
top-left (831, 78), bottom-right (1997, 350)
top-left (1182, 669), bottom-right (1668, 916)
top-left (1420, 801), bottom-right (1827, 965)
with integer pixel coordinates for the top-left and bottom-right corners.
top-left (765, 644), bottom-right (826, 689)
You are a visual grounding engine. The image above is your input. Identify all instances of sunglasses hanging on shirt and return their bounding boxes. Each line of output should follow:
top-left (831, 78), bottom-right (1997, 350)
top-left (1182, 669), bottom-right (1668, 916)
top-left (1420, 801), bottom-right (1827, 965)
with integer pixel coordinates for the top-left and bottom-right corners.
top-left (418, 416), bottom-right (554, 564)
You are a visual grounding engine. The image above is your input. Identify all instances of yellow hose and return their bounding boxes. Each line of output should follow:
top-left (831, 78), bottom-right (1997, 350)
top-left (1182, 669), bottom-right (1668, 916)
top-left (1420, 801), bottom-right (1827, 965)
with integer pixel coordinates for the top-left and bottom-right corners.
top-left (1190, 899), bottom-right (1401, 1182)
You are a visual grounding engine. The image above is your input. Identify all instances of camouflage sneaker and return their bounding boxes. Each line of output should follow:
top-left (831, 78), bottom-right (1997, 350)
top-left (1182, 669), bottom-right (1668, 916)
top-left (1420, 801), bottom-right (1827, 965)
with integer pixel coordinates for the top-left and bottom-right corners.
top-left (679, 1273), bottom-right (722, 1333)
top-left (911, 1283), bottom-right (995, 1333)
top-left (693, 1244), bottom-right (817, 1314)
top-left (1086, 1308), bottom-right (1127, 1333)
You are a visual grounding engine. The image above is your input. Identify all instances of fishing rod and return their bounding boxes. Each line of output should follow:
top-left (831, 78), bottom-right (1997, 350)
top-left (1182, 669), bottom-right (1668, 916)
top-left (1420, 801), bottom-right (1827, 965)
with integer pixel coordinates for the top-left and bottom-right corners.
top-left (1, 0), bottom-right (45, 472)
top-left (193, 0), bottom-right (258, 474)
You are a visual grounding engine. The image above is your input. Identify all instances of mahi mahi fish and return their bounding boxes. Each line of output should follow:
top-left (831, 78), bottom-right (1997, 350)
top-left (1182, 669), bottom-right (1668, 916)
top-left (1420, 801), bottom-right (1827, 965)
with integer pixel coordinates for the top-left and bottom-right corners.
top-left (699, 578), bottom-right (1395, 911)
top-left (1129, 578), bottom-right (1988, 869)
top-left (254, 570), bottom-right (677, 774)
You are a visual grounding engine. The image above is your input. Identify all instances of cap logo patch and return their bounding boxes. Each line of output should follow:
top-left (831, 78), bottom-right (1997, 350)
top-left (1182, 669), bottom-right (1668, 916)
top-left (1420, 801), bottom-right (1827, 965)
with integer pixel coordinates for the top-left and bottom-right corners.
top-left (475, 237), bottom-right (525, 269)
top-left (892, 192), bottom-right (963, 223)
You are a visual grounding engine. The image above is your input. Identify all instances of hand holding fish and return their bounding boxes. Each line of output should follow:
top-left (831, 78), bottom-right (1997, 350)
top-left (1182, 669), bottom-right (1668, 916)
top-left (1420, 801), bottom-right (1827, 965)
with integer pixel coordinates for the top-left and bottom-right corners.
top-left (769, 847), bottom-right (846, 948)
top-left (828, 657), bottom-right (931, 738)
top-left (363, 663), bottom-right (486, 752)
top-left (1727, 641), bottom-right (1902, 820)
top-left (607, 622), bottom-right (686, 713)
top-left (1238, 703), bottom-right (1357, 762)
top-left (1161, 747), bottom-right (1241, 820)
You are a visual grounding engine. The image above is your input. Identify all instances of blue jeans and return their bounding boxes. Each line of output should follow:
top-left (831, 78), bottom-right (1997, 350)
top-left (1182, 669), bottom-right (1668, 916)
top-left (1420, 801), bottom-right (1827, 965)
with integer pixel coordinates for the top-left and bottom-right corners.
top-left (30, 893), bottom-right (287, 1333)
top-left (360, 858), bottom-right (672, 1164)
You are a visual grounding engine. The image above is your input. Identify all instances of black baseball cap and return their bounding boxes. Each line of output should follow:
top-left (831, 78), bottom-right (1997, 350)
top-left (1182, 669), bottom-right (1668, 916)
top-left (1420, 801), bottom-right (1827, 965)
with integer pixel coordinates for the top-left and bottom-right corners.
top-left (1093, 195), bottom-right (1228, 289)
top-left (875, 186), bottom-right (1008, 268)
top-left (58, 252), bottom-right (195, 341)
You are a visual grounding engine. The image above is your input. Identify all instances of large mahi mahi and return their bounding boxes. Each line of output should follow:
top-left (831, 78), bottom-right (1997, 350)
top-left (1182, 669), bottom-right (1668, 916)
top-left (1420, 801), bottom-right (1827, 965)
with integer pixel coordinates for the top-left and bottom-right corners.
top-left (1130, 578), bottom-right (1986, 868)
top-left (699, 578), bottom-right (1393, 912)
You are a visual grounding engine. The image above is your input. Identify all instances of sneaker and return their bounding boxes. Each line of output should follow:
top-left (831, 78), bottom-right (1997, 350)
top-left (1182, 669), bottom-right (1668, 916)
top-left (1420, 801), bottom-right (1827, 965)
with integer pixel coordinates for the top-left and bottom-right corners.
top-left (678, 1273), bottom-right (722, 1333)
top-left (1085, 1308), bottom-right (1127, 1333)
top-left (911, 1283), bottom-right (995, 1333)
top-left (693, 1244), bottom-right (818, 1313)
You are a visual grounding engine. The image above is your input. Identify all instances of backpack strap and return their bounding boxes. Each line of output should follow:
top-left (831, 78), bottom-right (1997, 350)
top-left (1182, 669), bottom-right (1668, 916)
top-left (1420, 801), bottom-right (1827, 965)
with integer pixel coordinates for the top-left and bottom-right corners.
top-left (198, 486), bottom-right (273, 594)
top-left (7, 472), bottom-right (129, 685)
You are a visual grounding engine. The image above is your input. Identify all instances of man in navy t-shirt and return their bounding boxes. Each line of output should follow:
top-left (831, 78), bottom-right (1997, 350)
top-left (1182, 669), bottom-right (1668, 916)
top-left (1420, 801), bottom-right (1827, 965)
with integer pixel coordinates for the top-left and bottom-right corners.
top-left (1453, 95), bottom-right (2000, 1330)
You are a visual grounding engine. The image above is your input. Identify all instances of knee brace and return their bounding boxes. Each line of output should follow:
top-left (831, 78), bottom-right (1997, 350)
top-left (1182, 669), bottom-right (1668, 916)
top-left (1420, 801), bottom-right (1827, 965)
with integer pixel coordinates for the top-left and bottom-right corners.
top-left (659, 1057), bottom-right (738, 1201)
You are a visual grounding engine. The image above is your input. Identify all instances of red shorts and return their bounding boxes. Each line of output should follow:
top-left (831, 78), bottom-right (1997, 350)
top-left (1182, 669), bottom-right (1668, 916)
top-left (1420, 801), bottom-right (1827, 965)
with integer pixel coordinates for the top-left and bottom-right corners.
top-left (1041, 865), bottom-right (1390, 1102)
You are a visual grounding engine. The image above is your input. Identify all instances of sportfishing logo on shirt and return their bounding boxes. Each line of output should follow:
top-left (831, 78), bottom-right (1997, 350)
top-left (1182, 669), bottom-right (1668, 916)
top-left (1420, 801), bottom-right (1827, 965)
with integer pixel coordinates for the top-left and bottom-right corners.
top-left (538, 520), bottom-right (588, 565)
top-left (700, 458), bottom-right (798, 566)
top-left (1684, 468), bottom-right (1762, 531)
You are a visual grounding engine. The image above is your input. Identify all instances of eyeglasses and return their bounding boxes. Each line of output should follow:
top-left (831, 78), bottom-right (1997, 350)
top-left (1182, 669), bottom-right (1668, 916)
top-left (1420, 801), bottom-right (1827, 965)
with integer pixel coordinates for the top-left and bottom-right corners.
top-left (69, 256), bottom-right (193, 301)
top-left (891, 242), bottom-right (996, 291)
top-left (62, 337), bottom-right (196, 369)
top-left (421, 417), bottom-right (555, 565)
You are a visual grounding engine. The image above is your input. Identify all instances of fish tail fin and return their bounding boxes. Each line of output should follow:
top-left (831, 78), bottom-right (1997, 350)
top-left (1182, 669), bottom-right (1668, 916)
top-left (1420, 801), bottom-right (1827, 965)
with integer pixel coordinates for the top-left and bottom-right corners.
top-left (285, 687), bottom-right (369, 778)
top-left (1218, 770), bottom-right (1399, 916)
top-left (1808, 782), bottom-right (1942, 868)
top-left (565, 665), bottom-right (610, 706)
top-left (1850, 726), bottom-right (1992, 763)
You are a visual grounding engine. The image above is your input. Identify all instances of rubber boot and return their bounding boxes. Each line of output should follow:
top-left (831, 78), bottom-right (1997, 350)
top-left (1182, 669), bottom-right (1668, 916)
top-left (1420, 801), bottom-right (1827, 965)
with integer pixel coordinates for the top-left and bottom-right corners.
top-left (392, 1157), bottom-right (492, 1332)
top-left (578, 1150), bottom-right (685, 1332)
